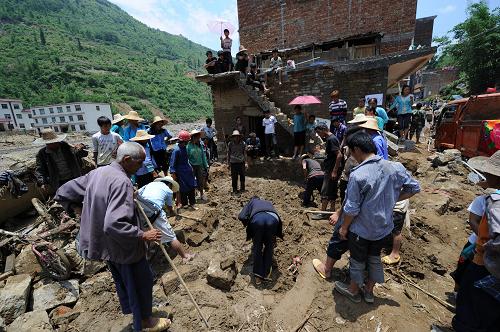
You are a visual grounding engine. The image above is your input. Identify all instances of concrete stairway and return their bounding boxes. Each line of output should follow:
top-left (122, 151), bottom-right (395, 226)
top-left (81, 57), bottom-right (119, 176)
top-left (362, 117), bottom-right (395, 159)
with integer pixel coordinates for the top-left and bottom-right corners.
top-left (236, 75), bottom-right (293, 135)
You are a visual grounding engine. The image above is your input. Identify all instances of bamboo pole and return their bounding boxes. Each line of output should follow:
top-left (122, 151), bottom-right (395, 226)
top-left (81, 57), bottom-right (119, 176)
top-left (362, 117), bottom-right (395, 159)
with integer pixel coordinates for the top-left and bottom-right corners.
top-left (134, 200), bottom-right (210, 329)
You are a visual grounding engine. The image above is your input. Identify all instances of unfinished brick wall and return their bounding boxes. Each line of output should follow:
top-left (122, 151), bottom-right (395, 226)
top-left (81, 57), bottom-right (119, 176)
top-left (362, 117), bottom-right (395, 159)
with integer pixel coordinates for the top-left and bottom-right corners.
top-left (268, 65), bottom-right (388, 121)
top-left (237, 0), bottom-right (417, 54)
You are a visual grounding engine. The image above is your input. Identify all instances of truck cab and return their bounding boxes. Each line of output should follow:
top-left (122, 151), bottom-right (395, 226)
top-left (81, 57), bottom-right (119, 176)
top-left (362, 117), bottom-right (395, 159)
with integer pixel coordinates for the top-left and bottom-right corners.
top-left (434, 93), bottom-right (500, 158)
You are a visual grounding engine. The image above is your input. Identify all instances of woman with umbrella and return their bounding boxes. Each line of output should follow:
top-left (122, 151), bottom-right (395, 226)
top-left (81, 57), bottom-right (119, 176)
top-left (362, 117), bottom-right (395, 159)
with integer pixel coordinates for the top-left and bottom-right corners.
top-left (289, 96), bottom-right (322, 158)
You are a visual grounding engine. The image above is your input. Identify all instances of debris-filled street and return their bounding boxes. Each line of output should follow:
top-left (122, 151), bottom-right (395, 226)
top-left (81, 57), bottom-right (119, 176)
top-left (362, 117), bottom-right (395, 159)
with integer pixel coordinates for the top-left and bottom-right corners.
top-left (0, 140), bottom-right (488, 331)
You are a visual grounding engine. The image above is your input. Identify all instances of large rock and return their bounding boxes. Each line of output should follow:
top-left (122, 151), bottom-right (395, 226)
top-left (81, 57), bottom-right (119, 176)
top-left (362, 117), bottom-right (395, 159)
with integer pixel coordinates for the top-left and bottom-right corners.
top-left (186, 231), bottom-right (209, 247)
top-left (161, 264), bottom-right (200, 295)
top-left (0, 274), bottom-right (32, 324)
top-left (206, 258), bottom-right (237, 291)
top-left (6, 310), bottom-right (52, 332)
top-left (14, 246), bottom-right (41, 276)
top-left (33, 279), bottom-right (79, 311)
top-left (431, 149), bottom-right (461, 167)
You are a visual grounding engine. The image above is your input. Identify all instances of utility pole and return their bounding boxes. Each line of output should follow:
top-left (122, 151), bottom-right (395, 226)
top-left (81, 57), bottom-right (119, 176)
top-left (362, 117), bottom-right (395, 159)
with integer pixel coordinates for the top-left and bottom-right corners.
top-left (279, 0), bottom-right (286, 49)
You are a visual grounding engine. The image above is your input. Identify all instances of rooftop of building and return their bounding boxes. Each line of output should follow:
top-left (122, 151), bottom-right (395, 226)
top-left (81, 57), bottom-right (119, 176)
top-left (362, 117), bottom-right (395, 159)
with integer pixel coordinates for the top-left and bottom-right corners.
top-left (0, 98), bottom-right (23, 103)
top-left (27, 101), bottom-right (111, 110)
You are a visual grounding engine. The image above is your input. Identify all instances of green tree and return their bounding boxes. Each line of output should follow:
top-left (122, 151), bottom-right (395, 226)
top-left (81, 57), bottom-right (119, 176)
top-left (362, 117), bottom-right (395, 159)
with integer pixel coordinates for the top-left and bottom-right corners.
top-left (438, 1), bottom-right (500, 93)
top-left (39, 27), bottom-right (46, 45)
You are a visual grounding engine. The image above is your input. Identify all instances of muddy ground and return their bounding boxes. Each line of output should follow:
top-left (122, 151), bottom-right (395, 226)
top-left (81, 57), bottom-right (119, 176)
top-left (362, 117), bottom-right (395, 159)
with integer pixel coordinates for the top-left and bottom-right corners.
top-left (0, 131), bottom-right (484, 332)
top-left (67, 149), bottom-right (479, 332)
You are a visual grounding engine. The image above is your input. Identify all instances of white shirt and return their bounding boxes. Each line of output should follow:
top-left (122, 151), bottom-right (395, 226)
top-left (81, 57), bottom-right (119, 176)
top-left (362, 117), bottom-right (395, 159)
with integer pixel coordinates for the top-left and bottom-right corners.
top-left (92, 132), bottom-right (123, 166)
top-left (262, 116), bottom-right (277, 134)
top-left (138, 182), bottom-right (173, 208)
top-left (466, 195), bottom-right (486, 243)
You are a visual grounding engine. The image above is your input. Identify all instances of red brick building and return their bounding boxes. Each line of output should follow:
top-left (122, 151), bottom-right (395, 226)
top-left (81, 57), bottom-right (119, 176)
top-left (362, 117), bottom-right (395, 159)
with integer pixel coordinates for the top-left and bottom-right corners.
top-left (238, 0), bottom-right (418, 54)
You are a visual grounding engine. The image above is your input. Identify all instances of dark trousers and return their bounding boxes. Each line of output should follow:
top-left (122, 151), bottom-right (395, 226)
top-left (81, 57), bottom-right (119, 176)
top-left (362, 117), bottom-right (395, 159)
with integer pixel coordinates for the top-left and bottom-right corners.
top-left (304, 175), bottom-right (324, 205)
top-left (180, 190), bottom-right (196, 206)
top-left (264, 133), bottom-right (277, 157)
top-left (136, 172), bottom-right (154, 189)
top-left (207, 138), bottom-right (218, 160)
top-left (249, 212), bottom-right (278, 278)
top-left (453, 263), bottom-right (500, 332)
top-left (230, 162), bottom-right (245, 192)
top-left (151, 149), bottom-right (168, 174)
top-left (326, 223), bottom-right (349, 260)
top-left (107, 257), bottom-right (153, 332)
top-left (339, 179), bottom-right (348, 204)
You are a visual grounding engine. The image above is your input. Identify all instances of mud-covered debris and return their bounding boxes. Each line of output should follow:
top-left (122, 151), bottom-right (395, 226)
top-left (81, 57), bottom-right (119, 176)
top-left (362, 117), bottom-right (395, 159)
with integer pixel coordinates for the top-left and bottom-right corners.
top-left (161, 264), bottom-right (199, 295)
top-left (6, 309), bottom-right (52, 332)
top-left (207, 258), bottom-right (237, 291)
top-left (33, 279), bottom-right (79, 311)
top-left (13, 247), bottom-right (41, 276)
top-left (0, 274), bottom-right (32, 324)
top-left (49, 305), bottom-right (80, 326)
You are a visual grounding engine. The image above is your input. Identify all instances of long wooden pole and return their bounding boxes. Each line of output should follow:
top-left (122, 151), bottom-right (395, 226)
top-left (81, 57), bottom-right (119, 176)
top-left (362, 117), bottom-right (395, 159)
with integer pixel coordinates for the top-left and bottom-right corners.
top-left (134, 200), bottom-right (210, 329)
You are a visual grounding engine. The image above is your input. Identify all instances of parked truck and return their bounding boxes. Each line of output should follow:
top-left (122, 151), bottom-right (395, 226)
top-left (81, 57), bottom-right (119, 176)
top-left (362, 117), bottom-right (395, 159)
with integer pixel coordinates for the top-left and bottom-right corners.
top-left (434, 93), bottom-right (500, 158)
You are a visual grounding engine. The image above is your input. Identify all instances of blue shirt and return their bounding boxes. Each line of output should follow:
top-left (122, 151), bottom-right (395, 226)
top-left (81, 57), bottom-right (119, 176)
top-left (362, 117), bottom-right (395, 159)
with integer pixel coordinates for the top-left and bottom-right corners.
top-left (343, 155), bottom-right (420, 240)
top-left (293, 113), bottom-right (306, 133)
top-left (149, 129), bottom-right (172, 151)
top-left (375, 107), bottom-right (388, 126)
top-left (203, 126), bottom-right (216, 139)
top-left (391, 95), bottom-right (413, 115)
top-left (169, 144), bottom-right (197, 192)
top-left (332, 123), bottom-right (347, 142)
top-left (371, 132), bottom-right (388, 160)
top-left (135, 144), bottom-right (156, 176)
top-left (111, 124), bottom-right (124, 138)
top-left (138, 182), bottom-right (173, 208)
top-left (123, 124), bottom-right (146, 142)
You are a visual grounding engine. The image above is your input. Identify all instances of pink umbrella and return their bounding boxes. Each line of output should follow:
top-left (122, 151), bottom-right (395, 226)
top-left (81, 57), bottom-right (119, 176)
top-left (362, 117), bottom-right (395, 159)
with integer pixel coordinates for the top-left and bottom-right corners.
top-left (288, 96), bottom-right (322, 105)
top-left (207, 20), bottom-right (235, 36)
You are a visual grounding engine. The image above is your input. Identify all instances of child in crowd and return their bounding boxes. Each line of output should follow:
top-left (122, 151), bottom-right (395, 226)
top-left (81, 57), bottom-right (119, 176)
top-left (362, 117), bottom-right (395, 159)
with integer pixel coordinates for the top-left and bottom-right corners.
top-left (410, 103), bottom-right (426, 143)
top-left (247, 63), bottom-right (270, 94)
top-left (246, 132), bottom-right (261, 160)
top-left (301, 154), bottom-right (324, 207)
top-left (262, 110), bottom-right (278, 159)
top-left (292, 105), bottom-right (306, 159)
top-left (92, 116), bottom-right (123, 167)
top-left (220, 29), bottom-right (233, 71)
top-left (233, 116), bottom-right (247, 138)
top-left (204, 50), bottom-right (217, 74)
top-left (353, 98), bottom-right (366, 116)
top-left (148, 116), bottom-right (172, 175)
top-left (130, 130), bottom-right (157, 188)
top-left (265, 49), bottom-right (283, 85)
top-left (227, 130), bottom-right (247, 194)
top-left (187, 130), bottom-right (209, 201)
top-left (169, 130), bottom-right (197, 210)
top-left (203, 117), bottom-right (218, 161)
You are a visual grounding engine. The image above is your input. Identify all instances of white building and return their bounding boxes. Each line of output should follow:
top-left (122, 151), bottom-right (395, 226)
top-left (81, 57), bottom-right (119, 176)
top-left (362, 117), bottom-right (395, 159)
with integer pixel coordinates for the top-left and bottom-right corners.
top-left (28, 102), bottom-right (112, 134)
top-left (0, 99), bottom-right (31, 131)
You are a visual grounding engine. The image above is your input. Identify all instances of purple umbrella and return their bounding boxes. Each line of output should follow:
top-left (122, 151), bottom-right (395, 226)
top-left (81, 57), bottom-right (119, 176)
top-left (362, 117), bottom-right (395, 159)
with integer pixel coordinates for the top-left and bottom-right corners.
top-left (207, 20), bottom-right (235, 36)
top-left (288, 96), bottom-right (322, 105)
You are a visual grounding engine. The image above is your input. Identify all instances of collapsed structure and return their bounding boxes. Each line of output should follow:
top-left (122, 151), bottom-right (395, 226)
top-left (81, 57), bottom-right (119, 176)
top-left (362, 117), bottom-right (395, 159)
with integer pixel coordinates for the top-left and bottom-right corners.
top-left (196, 0), bottom-right (436, 153)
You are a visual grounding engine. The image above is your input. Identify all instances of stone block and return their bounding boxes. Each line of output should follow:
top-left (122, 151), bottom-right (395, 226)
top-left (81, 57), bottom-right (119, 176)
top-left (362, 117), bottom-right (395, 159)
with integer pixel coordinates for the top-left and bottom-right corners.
top-left (186, 231), bottom-right (209, 247)
top-left (3, 255), bottom-right (15, 274)
top-left (14, 246), bottom-right (41, 276)
top-left (161, 264), bottom-right (199, 295)
top-left (6, 310), bottom-right (52, 332)
top-left (206, 259), bottom-right (237, 291)
top-left (33, 279), bottom-right (79, 311)
top-left (0, 274), bottom-right (32, 324)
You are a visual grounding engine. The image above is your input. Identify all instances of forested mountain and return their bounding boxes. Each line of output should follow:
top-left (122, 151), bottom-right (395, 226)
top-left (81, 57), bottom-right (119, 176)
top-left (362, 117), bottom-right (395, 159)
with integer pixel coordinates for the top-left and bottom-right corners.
top-left (0, 0), bottom-right (213, 122)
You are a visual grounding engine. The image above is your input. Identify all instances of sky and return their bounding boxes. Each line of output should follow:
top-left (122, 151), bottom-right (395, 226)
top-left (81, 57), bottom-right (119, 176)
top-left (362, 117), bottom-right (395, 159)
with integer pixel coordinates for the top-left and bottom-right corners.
top-left (109, 0), bottom-right (500, 53)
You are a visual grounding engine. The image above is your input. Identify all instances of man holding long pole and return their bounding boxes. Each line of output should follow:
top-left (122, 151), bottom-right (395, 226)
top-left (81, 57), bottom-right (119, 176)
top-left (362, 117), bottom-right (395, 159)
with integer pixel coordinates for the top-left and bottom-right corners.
top-left (54, 142), bottom-right (169, 332)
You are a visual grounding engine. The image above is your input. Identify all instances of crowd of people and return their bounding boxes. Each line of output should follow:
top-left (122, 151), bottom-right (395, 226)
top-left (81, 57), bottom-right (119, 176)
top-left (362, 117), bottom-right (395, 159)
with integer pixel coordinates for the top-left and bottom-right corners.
top-left (30, 84), bottom-right (498, 331)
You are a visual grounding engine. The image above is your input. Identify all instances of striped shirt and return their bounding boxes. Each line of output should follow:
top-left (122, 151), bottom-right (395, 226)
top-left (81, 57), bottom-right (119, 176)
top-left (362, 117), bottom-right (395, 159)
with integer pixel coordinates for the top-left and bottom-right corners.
top-left (328, 99), bottom-right (348, 123)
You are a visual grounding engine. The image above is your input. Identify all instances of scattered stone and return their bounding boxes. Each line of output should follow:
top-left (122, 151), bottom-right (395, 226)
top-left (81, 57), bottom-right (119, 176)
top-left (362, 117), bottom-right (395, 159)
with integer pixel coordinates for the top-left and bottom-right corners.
top-left (335, 316), bottom-right (346, 325)
top-left (431, 149), bottom-right (461, 167)
top-left (220, 257), bottom-right (236, 271)
top-left (161, 264), bottom-right (200, 295)
top-left (0, 274), bottom-right (32, 324)
top-left (33, 279), bottom-right (79, 311)
top-left (207, 258), bottom-right (237, 291)
top-left (3, 255), bottom-right (15, 274)
top-left (186, 231), bottom-right (209, 247)
top-left (443, 148), bottom-right (462, 158)
top-left (14, 246), bottom-right (41, 276)
top-left (398, 155), bottom-right (418, 173)
top-left (6, 310), bottom-right (52, 332)
top-left (49, 305), bottom-right (80, 326)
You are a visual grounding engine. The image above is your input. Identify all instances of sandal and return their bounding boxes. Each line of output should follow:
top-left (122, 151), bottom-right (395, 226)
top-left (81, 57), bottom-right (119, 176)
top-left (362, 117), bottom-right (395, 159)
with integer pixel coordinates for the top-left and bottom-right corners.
top-left (312, 259), bottom-right (329, 280)
top-left (381, 255), bottom-right (400, 265)
top-left (143, 317), bottom-right (171, 332)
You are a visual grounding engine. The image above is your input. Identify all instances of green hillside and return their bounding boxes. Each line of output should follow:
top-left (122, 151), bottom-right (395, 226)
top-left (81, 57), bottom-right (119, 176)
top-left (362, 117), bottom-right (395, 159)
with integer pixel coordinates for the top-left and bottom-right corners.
top-left (0, 0), bottom-right (213, 122)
